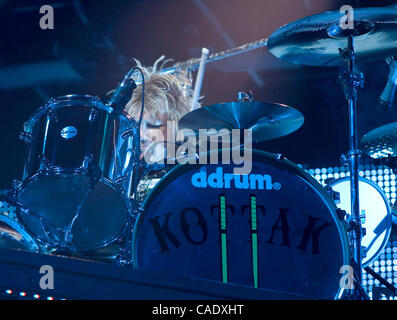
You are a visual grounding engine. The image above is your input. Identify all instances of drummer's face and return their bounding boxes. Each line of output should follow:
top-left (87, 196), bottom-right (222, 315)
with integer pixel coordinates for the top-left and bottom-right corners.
top-left (140, 111), bottom-right (168, 153)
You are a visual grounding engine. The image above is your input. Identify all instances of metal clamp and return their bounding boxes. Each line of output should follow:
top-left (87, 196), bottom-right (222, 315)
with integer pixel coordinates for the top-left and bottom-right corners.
top-left (81, 154), bottom-right (94, 170)
top-left (325, 186), bottom-right (341, 204)
top-left (19, 131), bottom-right (32, 144)
top-left (38, 155), bottom-right (51, 171)
top-left (361, 246), bottom-right (368, 258)
top-left (237, 90), bottom-right (254, 102)
top-left (338, 70), bottom-right (365, 100)
top-left (360, 209), bottom-right (366, 224)
top-left (11, 178), bottom-right (22, 192)
top-left (340, 149), bottom-right (363, 165)
top-left (88, 109), bottom-right (100, 122)
top-left (336, 208), bottom-right (346, 221)
top-left (46, 108), bottom-right (58, 122)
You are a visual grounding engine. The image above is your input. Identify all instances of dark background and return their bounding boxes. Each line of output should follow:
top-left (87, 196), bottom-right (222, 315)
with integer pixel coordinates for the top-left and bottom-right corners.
top-left (1, 0), bottom-right (397, 189)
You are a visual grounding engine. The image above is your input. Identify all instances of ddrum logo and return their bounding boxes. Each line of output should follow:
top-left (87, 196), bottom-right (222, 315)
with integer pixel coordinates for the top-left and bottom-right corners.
top-left (191, 167), bottom-right (281, 190)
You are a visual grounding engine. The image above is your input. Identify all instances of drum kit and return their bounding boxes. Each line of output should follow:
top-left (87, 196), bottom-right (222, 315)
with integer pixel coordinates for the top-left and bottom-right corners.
top-left (2, 6), bottom-right (397, 299)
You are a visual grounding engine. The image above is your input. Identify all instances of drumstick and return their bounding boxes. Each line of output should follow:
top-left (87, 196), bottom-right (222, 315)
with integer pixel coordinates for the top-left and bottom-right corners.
top-left (191, 47), bottom-right (209, 110)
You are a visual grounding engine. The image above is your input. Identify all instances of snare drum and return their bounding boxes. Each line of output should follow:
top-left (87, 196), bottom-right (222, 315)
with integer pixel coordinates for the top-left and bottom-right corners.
top-left (328, 177), bottom-right (392, 267)
top-left (132, 149), bottom-right (350, 299)
top-left (16, 95), bottom-right (135, 252)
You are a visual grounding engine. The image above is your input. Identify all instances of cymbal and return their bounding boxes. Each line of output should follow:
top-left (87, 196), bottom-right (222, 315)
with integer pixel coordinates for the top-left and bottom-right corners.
top-left (178, 101), bottom-right (304, 142)
top-left (360, 122), bottom-right (397, 158)
top-left (268, 7), bottom-right (397, 67)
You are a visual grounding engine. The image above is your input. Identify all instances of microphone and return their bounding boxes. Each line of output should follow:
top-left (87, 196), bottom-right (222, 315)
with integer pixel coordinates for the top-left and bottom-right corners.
top-left (379, 57), bottom-right (397, 111)
top-left (107, 71), bottom-right (137, 113)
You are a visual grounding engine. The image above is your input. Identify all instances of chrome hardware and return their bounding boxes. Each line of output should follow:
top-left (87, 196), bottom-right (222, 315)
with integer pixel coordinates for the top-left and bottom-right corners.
top-left (89, 109), bottom-right (100, 122)
top-left (121, 128), bottom-right (136, 139)
top-left (20, 121), bottom-right (33, 143)
top-left (360, 209), bottom-right (366, 224)
top-left (81, 154), bottom-right (94, 169)
top-left (361, 246), bottom-right (368, 258)
top-left (38, 155), bottom-right (51, 170)
top-left (336, 208), bottom-right (346, 221)
top-left (19, 130), bottom-right (33, 143)
top-left (46, 108), bottom-right (58, 122)
top-left (237, 90), bottom-right (253, 102)
top-left (11, 178), bottom-right (22, 190)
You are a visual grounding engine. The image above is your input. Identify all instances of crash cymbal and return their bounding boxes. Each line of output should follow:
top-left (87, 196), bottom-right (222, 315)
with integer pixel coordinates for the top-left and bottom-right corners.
top-left (178, 101), bottom-right (304, 142)
top-left (361, 122), bottom-right (397, 159)
top-left (268, 7), bottom-right (397, 67)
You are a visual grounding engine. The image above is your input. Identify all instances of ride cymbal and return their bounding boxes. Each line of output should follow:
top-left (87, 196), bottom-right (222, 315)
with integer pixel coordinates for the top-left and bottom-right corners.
top-left (268, 7), bottom-right (397, 67)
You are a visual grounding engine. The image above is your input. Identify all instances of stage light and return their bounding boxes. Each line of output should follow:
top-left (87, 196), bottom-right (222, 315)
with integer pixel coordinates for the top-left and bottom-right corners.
top-left (307, 165), bottom-right (397, 299)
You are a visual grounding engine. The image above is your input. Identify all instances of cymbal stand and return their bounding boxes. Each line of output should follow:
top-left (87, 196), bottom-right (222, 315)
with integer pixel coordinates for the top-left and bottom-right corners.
top-left (338, 34), bottom-right (366, 299)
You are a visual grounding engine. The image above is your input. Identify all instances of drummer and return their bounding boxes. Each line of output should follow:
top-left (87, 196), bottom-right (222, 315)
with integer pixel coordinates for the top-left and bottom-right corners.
top-left (124, 56), bottom-right (199, 164)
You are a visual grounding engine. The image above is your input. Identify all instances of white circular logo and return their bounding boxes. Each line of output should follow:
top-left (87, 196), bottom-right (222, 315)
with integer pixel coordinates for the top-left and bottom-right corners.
top-left (60, 126), bottom-right (77, 139)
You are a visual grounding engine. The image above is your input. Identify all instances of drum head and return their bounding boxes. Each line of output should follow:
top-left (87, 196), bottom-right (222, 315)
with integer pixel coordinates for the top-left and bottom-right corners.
top-left (0, 215), bottom-right (39, 252)
top-left (329, 177), bottom-right (392, 267)
top-left (133, 149), bottom-right (349, 299)
top-left (17, 173), bottom-right (128, 251)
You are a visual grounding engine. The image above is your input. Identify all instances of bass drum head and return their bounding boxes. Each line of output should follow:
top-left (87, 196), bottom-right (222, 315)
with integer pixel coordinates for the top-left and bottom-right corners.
top-left (133, 149), bottom-right (349, 299)
top-left (17, 173), bottom-right (129, 251)
top-left (329, 177), bottom-right (392, 267)
top-left (0, 214), bottom-right (39, 252)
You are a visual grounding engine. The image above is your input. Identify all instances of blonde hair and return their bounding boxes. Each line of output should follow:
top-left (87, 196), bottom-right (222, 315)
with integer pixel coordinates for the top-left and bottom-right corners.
top-left (125, 56), bottom-right (199, 130)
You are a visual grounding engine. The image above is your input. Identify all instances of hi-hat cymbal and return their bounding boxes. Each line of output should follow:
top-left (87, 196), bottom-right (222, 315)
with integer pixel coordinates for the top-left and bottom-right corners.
top-left (361, 122), bottom-right (397, 159)
top-left (268, 7), bottom-right (397, 67)
top-left (178, 101), bottom-right (304, 142)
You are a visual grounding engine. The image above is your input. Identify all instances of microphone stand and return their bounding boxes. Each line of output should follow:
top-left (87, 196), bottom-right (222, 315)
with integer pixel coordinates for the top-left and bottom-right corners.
top-left (109, 67), bottom-right (145, 266)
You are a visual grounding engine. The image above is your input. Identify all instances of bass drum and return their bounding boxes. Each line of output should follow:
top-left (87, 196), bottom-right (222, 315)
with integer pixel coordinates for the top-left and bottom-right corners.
top-left (328, 177), bottom-right (392, 267)
top-left (133, 149), bottom-right (350, 299)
